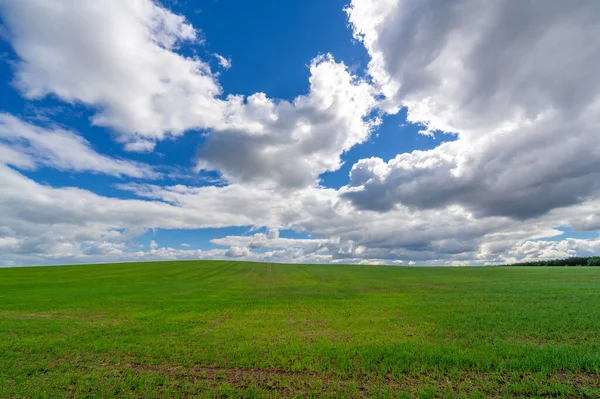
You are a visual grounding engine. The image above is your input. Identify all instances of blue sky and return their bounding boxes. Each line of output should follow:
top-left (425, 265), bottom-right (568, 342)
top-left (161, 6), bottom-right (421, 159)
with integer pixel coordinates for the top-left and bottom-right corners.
top-left (0, 0), bottom-right (599, 266)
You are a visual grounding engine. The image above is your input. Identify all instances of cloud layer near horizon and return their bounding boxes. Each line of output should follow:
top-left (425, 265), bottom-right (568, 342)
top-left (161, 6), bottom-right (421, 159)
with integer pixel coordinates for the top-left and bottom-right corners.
top-left (1, 0), bottom-right (600, 266)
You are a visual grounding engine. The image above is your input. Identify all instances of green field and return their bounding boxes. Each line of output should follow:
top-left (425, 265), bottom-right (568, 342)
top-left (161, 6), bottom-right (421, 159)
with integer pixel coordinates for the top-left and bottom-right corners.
top-left (1, 261), bottom-right (599, 398)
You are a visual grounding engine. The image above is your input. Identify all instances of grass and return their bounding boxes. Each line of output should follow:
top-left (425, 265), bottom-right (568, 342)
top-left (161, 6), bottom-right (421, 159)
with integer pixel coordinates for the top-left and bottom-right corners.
top-left (1, 261), bottom-right (599, 398)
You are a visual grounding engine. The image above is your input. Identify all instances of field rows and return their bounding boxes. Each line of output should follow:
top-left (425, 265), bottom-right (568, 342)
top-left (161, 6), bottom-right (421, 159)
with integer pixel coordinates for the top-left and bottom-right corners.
top-left (1, 261), bottom-right (599, 398)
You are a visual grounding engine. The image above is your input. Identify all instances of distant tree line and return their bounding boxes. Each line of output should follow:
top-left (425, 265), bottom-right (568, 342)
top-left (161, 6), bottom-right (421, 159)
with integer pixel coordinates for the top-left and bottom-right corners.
top-left (506, 256), bottom-right (600, 266)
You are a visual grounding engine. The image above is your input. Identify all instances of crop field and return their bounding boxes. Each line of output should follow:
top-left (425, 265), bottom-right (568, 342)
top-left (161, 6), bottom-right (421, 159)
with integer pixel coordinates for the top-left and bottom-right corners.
top-left (1, 261), bottom-right (599, 398)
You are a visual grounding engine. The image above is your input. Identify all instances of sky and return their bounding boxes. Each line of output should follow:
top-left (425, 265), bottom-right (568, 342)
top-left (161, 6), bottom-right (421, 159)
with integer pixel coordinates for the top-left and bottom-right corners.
top-left (1, 0), bottom-right (600, 267)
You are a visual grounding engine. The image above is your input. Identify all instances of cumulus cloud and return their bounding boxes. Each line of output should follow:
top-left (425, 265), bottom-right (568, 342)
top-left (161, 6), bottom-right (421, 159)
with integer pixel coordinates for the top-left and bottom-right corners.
top-left (344, 0), bottom-right (600, 219)
top-left (0, 114), bottom-right (158, 178)
top-left (196, 55), bottom-right (379, 188)
top-left (0, 165), bottom-right (337, 265)
top-left (1, 1), bottom-right (379, 189)
top-left (211, 231), bottom-right (328, 255)
top-left (114, 181), bottom-right (338, 228)
top-left (1, 0), bottom-right (600, 267)
top-left (2, 160), bottom-right (600, 267)
top-left (508, 237), bottom-right (600, 263)
top-left (0, 0), bottom-right (223, 142)
top-left (225, 246), bottom-right (249, 258)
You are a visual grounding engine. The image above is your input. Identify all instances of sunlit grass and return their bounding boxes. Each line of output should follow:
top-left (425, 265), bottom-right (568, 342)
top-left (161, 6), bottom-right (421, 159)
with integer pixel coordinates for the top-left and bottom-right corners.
top-left (1, 261), bottom-right (599, 397)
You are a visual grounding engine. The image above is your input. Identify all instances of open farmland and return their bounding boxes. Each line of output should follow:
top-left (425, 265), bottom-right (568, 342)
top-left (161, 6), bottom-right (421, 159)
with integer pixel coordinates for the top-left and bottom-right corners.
top-left (1, 261), bottom-right (599, 398)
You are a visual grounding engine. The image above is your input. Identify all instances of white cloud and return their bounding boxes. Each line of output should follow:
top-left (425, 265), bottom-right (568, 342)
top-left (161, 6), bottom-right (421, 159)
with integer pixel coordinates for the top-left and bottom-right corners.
top-left (196, 54), bottom-right (379, 188)
top-left (114, 181), bottom-right (338, 228)
top-left (358, 259), bottom-right (388, 265)
top-left (214, 53), bottom-right (231, 69)
top-left (211, 231), bottom-right (328, 254)
top-left (0, 236), bottom-right (23, 252)
top-left (0, 143), bottom-right (36, 170)
top-left (112, 177), bottom-right (600, 266)
top-left (124, 139), bottom-right (157, 153)
top-left (1, 1), bottom-right (379, 190)
top-left (0, 165), bottom-right (338, 265)
top-left (2, 161), bottom-right (600, 267)
top-left (0, 114), bottom-right (158, 178)
top-left (225, 246), bottom-right (250, 258)
top-left (345, 0), bottom-right (600, 219)
top-left (0, 0), bottom-right (224, 142)
top-left (508, 238), bottom-right (600, 263)
top-left (1, 0), bottom-right (600, 268)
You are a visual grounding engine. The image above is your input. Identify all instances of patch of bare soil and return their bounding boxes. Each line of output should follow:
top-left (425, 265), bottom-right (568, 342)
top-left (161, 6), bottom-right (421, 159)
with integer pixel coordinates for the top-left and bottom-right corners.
top-left (113, 362), bottom-right (600, 398)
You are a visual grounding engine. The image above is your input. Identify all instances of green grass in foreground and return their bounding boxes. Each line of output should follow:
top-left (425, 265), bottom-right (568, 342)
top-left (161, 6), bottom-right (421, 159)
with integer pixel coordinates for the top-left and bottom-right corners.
top-left (1, 261), bottom-right (599, 398)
